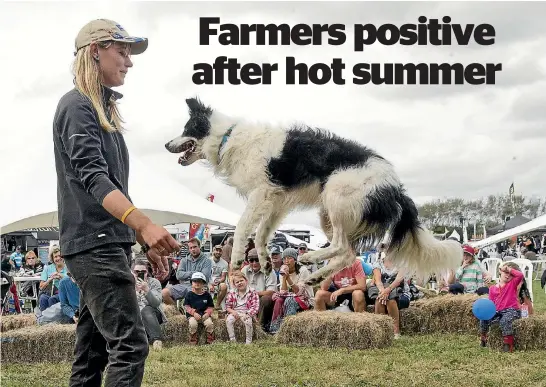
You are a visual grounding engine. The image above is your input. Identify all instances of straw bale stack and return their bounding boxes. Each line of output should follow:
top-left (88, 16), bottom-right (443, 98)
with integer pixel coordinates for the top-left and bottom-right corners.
top-left (274, 310), bottom-right (394, 350)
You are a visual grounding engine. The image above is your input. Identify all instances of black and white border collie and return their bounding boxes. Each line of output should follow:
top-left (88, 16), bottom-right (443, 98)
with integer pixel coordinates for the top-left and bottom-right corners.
top-left (165, 98), bottom-right (462, 285)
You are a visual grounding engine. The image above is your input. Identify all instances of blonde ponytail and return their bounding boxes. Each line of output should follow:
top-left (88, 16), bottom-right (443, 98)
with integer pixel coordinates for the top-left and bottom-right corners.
top-left (72, 41), bottom-right (125, 132)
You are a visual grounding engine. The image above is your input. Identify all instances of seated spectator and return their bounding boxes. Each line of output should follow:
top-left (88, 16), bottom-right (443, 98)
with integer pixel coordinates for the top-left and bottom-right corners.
top-left (241, 248), bottom-right (277, 332)
top-left (269, 245), bottom-right (283, 289)
top-left (184, 272), bottom-right (215, 345)
top-left (38, 246), bottom-right (67, 311)
top-left (269, 248), bottom-right (314, 334)
top-left (210, 245), bottom-right (229, 310)
top-left (367, 253), bottom-right (409, 339)
top-left (449, 245), bottom-right (489, 296)
top-left (58, 273), bottom-right (80, 324)
top-left (297, 242), bottom-right (318, 273)
top-left (22, 251), bottom-right (44, 274)
top-left (133, 259), bottom-right (166, 350)
top-left (480, 263), bottom-right (524, 352)
top-left (221, 237), bottom-right (233, 264)
top-left (21, 251), bottom-right (44, 308)
top-left (314, 257), bottom-right (367, 312)
top-left (225, 271), bottom-right (260, 344)
top-left (162, 237), bottom-right (212, 306)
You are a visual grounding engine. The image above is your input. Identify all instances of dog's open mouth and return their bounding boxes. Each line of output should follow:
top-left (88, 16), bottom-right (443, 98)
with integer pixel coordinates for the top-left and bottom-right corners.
top-left (178, 140), bottom-right (197, 164)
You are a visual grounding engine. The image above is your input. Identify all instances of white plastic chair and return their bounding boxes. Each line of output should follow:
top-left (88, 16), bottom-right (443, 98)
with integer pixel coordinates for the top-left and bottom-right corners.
top-left (482, 258), bottom-right (502, 281)
top-left (510, 258), bottom-right (534, 303)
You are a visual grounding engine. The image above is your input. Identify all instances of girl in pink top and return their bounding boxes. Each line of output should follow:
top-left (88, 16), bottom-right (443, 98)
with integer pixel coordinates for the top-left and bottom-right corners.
top-left (479, 263), bottom-right (524, 352)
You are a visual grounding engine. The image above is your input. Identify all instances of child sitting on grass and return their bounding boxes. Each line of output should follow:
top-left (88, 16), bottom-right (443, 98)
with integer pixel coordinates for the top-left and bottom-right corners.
top-left (225, 271), bottom-right (260, 344)
top-left (479, 262), bottom-right (524, 352)
top-left (184, 272), bottom-right (215, 345)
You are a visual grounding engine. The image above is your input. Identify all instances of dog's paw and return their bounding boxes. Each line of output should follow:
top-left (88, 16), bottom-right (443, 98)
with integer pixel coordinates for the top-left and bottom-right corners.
top-left (232, 258), bottom-right (245, 271)
top-left (298, 253), bottom-right (313, 265)
top-left (305, 276), bottom-right (322, 287)
top-left (263, 262), bottom-right (272, 275)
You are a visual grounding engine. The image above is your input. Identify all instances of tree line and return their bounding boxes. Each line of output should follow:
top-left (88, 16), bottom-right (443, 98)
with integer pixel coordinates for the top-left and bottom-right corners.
top-left (417, 194), bottom-right (546, 233)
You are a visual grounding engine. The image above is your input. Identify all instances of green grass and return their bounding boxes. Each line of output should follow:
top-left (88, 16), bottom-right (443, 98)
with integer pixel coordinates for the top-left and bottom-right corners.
top-left (2, 281), bottom-right (545, 387)
top-left (532, 279), bottom-right (546, 314)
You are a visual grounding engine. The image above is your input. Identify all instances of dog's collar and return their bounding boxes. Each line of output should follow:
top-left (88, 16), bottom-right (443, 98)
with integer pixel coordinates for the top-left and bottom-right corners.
top-left (218, 124), bottom-right (236, 158)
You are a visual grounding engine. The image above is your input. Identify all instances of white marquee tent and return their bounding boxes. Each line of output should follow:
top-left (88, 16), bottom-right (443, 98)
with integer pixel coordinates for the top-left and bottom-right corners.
top-left (469, 214), bottom-right (546, 249)
top-left (1, 148), bottom-right (241, 234)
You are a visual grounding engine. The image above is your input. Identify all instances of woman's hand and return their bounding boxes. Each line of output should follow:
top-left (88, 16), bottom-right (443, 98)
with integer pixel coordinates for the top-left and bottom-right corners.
top-left (136, 278), bottom-right (149, 294)
top-left (378, 286), bottom-right (391, 304)
top-left (138, 223), bottom-right (180, 279)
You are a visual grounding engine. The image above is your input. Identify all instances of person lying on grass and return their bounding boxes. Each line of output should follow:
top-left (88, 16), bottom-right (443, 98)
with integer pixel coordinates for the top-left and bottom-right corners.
top-left (479, 263), bottom-right (524, 352)
top-left (225, 271), bottom-right (260, 344)
top-left (184, 272), bottom-right (215, 345)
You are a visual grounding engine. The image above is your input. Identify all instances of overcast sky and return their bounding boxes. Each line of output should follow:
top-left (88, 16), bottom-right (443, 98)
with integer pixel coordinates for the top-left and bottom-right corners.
top-left (2, 1), bottom-right (545, 230)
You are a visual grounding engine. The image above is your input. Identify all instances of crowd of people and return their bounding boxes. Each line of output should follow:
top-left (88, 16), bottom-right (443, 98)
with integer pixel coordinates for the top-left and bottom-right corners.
top-left (2, 233), bottom-right (544, 354)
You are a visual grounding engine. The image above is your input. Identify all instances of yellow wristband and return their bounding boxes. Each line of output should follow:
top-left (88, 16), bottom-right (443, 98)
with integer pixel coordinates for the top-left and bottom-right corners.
top-left (121, 206), bottom-right (137, 224)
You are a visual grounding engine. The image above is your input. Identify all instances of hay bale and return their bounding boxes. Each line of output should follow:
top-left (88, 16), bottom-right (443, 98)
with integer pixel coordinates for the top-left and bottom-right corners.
top-left (1, 324), bottom-right (76, 363)
top-left (163, 304), bottom-right (181, 318)
top-left (274, 310), bottom-right (394, 350)
top-left (162, 315), bottom-right (268, 345)
top-left (2, 315), bottom-right (269, 364)
top-left (1, 314), bottom-right (37, 332)
top-left (488, 315), bottom-right (546, 351)
top-left (399, 294), bottom-right (480, 335)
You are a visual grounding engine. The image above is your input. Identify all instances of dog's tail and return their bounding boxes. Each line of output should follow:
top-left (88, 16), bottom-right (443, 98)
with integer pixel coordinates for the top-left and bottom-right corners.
top-left (349, 161), bottom-right (462, 279)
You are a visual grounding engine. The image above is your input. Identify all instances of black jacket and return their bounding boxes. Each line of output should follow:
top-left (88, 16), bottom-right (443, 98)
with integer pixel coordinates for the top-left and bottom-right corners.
top-left (53, 87), bottom-right (136, 256)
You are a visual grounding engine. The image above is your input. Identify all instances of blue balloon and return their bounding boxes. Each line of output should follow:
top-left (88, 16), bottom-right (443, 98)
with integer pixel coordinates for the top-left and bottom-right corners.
top-left (472, 298), bottom-right (496, 321)
top-left (361, 261), bottom-right (373, 276)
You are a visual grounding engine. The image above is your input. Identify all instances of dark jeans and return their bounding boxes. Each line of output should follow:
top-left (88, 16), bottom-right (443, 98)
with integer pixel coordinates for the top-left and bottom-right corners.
top-left (449, 283), bottom-right (489, 296)
top-left (141, 305), bottom-right (163, 343)
top-left (39, 293), bottom-right (59, 311)
top-left (480, 307), bottom-right (521, 336)
top-left (258, 294), bottom-right (274, 331)
top-left (64, 243), bottom-right (149, 387)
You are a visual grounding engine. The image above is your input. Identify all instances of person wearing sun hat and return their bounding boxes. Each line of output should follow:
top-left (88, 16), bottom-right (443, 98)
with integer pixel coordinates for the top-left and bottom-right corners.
top-left (53, 19), bottom-right (180, 387)
top-left (448, 244), bottom-right (490, 296)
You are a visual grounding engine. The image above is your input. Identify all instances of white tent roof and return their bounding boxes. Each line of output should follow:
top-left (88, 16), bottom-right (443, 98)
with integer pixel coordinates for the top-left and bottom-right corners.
top-left (469, 214), bottom-right (546, 249)
top-left (1, 147), bottom-right (241, 234)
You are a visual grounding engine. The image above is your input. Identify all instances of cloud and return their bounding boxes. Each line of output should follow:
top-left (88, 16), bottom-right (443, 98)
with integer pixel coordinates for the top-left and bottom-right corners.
top-left (507, 81), bottom-right (546, 123)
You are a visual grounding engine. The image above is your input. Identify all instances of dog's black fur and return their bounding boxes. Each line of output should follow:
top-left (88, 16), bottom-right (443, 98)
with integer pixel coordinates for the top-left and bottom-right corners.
top-left (183, 98), bottom-right (213, 140)
top-left (267, 126), bottom-right (384, 190)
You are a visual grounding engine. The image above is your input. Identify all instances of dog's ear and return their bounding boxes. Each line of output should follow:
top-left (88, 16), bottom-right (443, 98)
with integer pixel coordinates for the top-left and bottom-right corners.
top-left (186, 97), bottom-right (212, 117)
